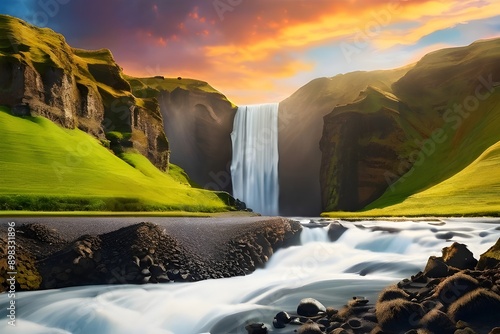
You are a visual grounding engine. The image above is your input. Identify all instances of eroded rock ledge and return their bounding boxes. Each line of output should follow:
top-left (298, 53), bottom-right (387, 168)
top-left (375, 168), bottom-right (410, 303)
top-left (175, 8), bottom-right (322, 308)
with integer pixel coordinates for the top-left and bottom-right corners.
top-left (0, 218), bottom-right (302, 291)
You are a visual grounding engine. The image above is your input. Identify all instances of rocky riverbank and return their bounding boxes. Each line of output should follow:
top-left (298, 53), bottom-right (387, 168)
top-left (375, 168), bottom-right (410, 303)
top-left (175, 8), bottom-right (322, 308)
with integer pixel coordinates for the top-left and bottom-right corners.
top-left (246, 238), bottom-right (500, 334)
top-left (0, 217), bottom-right (302, 291)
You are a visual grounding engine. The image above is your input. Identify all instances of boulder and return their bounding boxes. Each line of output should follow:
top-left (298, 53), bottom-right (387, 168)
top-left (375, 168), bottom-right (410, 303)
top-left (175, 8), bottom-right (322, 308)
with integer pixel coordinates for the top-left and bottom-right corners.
top-left (423, 256), bottom-right (449, 278)
top-left (377, 286), bottom-right (410, 303)
top-left (442, 242), bottom-right (478, 270)
top-left (433, 273), bottom-right (479, 306)
top-left (448, 288), bottom-right (500, 323)
top-left (419, 309), bottom-right (455, 334)
top-left (297, 298), bottom-right (326, 317)
top-left (476, 238), bottom-right (500, 270)
top-left (375, 298), bottom-right (424, 332)
top-left (273, 311), bottom-right (291, 328)
top-left (328, 222), bottom-right (348, 242)
top-left (297, 321), bottom-right (323, 334)
top-left (245, 323), bottom-right (268, 334)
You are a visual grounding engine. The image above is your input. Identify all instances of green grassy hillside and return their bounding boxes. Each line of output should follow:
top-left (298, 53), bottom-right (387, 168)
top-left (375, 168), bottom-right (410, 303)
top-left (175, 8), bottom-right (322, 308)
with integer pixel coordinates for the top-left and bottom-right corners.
top-left (323, 137), bottom-right (500, 217)
top-left (323, 38), bottom-right (500, 217)
top-left (0, 107), bottom-right (229, 212)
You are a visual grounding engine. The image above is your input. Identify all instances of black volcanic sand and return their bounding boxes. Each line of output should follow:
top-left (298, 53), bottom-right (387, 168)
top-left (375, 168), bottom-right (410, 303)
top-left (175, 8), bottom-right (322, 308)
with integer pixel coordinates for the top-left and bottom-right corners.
top-left (0, 217), bottom-right (302, 291)
top-left (246, 240), bottom-right (500, 334)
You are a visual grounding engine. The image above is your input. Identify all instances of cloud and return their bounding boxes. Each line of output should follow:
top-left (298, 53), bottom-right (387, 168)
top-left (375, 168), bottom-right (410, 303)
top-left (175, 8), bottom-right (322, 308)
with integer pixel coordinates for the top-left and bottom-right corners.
top-left (1, 0), bottom-right (500, 104)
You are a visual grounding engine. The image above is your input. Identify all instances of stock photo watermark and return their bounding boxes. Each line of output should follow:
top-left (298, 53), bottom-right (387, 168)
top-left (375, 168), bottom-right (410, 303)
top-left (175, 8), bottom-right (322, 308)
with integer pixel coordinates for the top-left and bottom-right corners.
top-left (385, 73), bottom-right (500, 191)
top-left (340, 1), bottom-right (402, 64)
top-left (5, 222), bottom-right (17, 327)
top-left (213, 0), bottom-right (243, 21)
top-left (30, 0), bottom-right (71, 27)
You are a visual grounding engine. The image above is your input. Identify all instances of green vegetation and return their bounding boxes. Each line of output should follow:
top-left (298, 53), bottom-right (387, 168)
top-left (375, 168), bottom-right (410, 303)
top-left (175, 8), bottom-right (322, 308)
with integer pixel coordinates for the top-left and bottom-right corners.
top-left (126, 75), bottom-right (237, 109)
top-left (0, 107), bottom-right (229, 212)
top-left (323, 38), bottom-right (500, 217)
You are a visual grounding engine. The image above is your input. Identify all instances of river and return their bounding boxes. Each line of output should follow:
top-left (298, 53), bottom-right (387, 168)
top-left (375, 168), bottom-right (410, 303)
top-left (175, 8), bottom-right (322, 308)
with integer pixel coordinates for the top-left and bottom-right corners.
top-left (1, 218), bottom-right (499, 334)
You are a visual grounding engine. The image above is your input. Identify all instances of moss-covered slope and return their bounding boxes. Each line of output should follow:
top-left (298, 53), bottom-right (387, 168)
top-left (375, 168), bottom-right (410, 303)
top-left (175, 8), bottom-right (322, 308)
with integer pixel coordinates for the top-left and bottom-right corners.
top-left (0, 15), bottom-right (233, 212)
top-left (0, 106), bottom-right (229, 212)
top-left (322, 38), bottom-right (500, 216)
top-left (0, 14), bottom-right (169, 169)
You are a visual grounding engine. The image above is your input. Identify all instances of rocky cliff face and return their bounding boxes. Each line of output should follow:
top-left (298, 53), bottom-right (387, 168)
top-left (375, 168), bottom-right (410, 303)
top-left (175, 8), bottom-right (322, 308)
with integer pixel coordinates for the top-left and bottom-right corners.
top-left (0, 15), bottom-right (169, 170)
top-left (320, 38), bottom-right (500, 212)
top-left (319, 88), bottom-right (414, 211)
top-left (159, 88), bottom-right (236, 192)
top-left (278, 68), bottom-right (411, 215)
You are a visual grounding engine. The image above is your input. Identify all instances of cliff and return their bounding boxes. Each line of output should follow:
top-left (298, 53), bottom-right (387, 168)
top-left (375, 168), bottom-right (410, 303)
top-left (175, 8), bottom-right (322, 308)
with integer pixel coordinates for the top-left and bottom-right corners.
top-left (0, 15), bottom-right (168, 170)
top-left (319, 87), bottom-right (415, 211)
top-left (279, 68), bottom-right (411, 215)
top-left (127, 76), bottom-right (236, 193)
top-left (321, 38), bottom-right (500, 214)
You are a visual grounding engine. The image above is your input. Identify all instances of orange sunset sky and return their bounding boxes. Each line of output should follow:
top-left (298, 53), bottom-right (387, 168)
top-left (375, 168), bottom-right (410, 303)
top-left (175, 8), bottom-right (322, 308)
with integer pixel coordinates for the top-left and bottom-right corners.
top-left (2, 0), bottom-right (500, 105)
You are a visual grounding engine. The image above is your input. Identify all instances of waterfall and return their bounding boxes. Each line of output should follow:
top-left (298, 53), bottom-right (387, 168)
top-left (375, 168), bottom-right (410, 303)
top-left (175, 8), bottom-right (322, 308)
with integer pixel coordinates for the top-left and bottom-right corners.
top-left (231, 103), bottom-right (279, 215)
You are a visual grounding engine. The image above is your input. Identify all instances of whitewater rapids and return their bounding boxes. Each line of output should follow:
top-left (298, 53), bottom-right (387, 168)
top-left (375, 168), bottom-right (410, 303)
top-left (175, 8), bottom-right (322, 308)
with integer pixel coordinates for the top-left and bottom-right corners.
top-left (0, 218), bottom-right (499, 334)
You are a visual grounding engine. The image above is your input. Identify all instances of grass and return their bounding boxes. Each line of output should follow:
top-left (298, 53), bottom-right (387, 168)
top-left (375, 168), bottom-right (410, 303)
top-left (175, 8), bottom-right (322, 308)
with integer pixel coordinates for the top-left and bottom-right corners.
top-left (0, 211), bottom-right (218, 218)
top-left (0, 107), bottom-right (230, 212)
top-left (324, 38), bottom-right (500, 218)
top-left (323, 138), bottom-right (500, 218)
top-left (125, 75), bottom-right (237, 109)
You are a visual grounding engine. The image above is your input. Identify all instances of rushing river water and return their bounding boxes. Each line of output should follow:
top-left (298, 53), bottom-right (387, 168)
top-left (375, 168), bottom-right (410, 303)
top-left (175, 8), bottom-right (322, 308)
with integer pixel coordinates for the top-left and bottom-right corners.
top-left (1, 218), bottom-right (499, 334)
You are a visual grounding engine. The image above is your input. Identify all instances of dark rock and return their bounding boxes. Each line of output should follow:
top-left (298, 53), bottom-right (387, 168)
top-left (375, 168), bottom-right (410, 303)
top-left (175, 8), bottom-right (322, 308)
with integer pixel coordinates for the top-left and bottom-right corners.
top-left (489, 328), bottom-right (500, 334)
top-left (347, 318), bottom-right (362, 329)
top-left (378, 286), bottom-right (410, 303)
top-left (297, 321), bottom-right (323, 334)
top-left (329, 329), bottom-right (349, 334)
top-left (319, 89), bottom-right (413, 212)
top-left (326, 307), bottom-right (338, 317)
top-left (351, 296), bottom-right (369, 306)
top-left (272, 319), bottom-right (286, 329)
top-left (328, 222), bottom-right (348, 242)
top-left (455, 327), bottom-right (478, 334)
top-left (317, 317), bottom-right (330, 327)
top-left (156, 275), bottom-right (170, 283)
top-left (18, 223), bottom-right (66, 244)
top-left (149, 264), bottom-right (166, 277)
top-left (245, 323), bottom-right (268, 334)
top-left (448, 288), bottom-right (500, 323)
top-left (442, 243), bottom-right (478, 270)
top-left (297, 298), bottom-right (326, 317)
top-left (376, 299), bottom-right (424, 332)
top-left (419, 309), bottom-right (455, 334)
top-left (433, 273), bottom-right (479, 306)
top-left (424, 256), bottom-right (449, 278)
top-left (160, 88), bottom-right (235, 193)
top-left (476, 238), bottom-right (500, 270)
top-left (274, 311), bottom-right (291, 325)
top-left (140, 255), bottom-right (154, 268)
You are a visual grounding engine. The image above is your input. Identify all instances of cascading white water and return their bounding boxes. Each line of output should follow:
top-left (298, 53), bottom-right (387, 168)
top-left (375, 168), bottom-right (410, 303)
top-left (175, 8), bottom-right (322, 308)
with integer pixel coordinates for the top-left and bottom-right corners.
top-left (1, 219), bottom-right (499, 334)
top-left (230, 103), bottom-right (279, 216)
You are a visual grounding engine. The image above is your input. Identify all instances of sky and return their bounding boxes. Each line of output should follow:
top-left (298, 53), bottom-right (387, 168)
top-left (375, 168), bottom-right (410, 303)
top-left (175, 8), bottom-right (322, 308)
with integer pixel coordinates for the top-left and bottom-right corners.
top-left (1, 0), bottom-right (500, 105)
